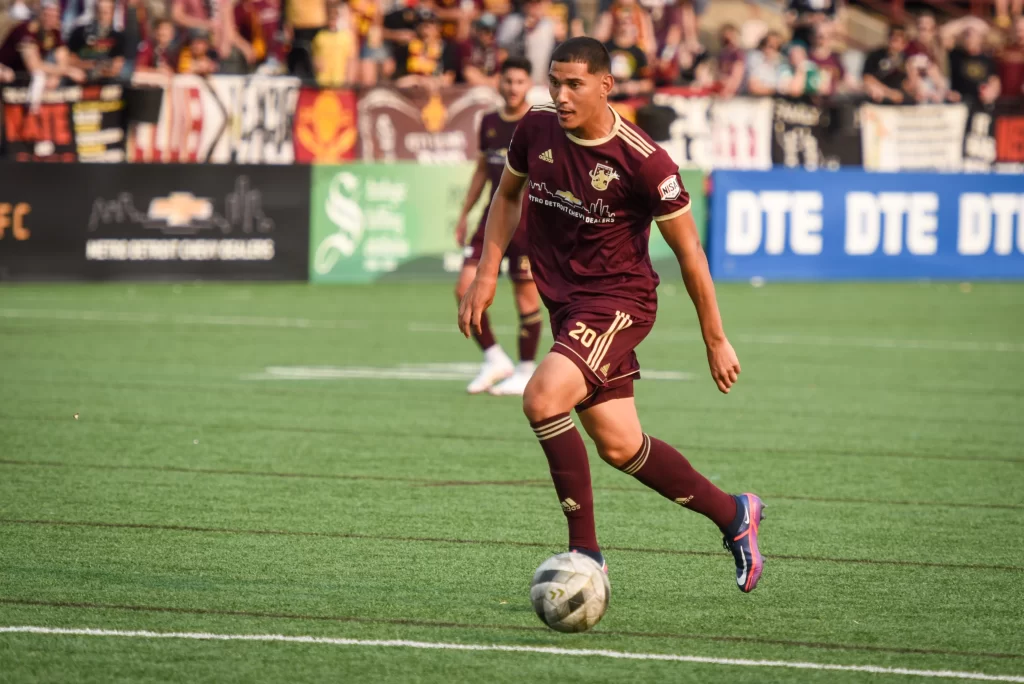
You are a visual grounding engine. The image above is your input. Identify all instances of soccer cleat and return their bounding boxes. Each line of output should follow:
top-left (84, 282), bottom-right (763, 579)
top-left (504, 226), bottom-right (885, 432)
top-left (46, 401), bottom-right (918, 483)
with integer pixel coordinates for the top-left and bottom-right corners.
top-left (466, 356), bottom-right (514, 394)
top-left (571, 547), bottom-right (608, 574)
top-left (723, 493), bottom-right (765, 593)
top-left (488, 370), bottom-right (532, 396)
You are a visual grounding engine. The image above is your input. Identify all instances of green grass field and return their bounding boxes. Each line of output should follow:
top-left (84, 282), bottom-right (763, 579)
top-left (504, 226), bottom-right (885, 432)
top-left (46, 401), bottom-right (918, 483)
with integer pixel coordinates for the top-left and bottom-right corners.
top-left (1, 281), bottom-right (1023, 683)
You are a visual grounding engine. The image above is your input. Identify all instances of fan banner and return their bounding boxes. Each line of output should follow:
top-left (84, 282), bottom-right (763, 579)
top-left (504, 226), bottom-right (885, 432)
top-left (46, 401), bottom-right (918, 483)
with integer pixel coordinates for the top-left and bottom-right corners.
top-left (1, 83), bottom-right (126, 162)
top-left (127, 73), bottom-right (300, 164)
top-left (770, 97), bottom-right (862, 171)
top-left (355, 85), bottom-right (503, 163)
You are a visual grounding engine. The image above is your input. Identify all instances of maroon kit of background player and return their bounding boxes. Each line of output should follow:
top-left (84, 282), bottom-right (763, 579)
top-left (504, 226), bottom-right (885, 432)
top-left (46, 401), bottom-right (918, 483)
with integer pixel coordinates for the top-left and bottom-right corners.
top-left (464, 110), bottom-right (532, 282)
top-left (505, 103), bottom-right (688, 407)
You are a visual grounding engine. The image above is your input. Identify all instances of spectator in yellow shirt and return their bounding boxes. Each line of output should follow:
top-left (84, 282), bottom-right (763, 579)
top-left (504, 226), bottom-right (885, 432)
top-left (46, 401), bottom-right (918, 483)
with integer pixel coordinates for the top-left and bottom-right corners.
top-left (313, 1), bottom-right (357, 86)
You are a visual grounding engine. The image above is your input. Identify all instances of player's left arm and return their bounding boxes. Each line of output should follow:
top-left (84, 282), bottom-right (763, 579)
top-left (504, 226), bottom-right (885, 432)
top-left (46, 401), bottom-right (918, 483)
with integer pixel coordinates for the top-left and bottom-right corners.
top-left (657, 210), bottom-right (740, 394)
top-left (648, 163), bottom-right (740, 394)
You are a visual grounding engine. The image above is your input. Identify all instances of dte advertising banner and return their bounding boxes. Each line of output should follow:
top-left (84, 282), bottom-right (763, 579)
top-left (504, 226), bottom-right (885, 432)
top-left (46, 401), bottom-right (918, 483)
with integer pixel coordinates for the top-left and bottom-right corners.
top-left (709, 169), bottom-right (1024, 281)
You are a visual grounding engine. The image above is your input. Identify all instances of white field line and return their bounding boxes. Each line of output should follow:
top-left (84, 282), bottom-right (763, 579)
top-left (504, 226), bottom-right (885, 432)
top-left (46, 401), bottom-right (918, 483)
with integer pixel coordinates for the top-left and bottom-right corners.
top-left (0, 626), bottom-right (1021, 682)
top-left (2, 308), bottom-right (1020, 354)
top-left (0, 309), bottom-right (365, 330)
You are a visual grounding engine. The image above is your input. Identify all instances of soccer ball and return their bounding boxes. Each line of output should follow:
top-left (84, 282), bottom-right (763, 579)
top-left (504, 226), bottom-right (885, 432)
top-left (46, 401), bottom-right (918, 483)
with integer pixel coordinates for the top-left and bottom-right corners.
top-left (530, 552), bottom-right (610, 633)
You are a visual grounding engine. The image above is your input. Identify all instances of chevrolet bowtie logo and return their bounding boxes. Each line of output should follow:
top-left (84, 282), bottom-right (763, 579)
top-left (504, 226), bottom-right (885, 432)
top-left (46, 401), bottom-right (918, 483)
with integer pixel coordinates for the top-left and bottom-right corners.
top-left (148, 193), bottom-right (213, 227)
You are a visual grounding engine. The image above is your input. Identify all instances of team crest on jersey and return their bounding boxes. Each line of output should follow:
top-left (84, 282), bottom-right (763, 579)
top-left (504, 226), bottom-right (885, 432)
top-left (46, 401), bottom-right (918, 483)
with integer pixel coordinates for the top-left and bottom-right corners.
top-left (487, 128), bottom-right (496, 138)
top-left (659, 175), bottom-right (682, 201)
top-left (589, 163), bottom-right (620, 192)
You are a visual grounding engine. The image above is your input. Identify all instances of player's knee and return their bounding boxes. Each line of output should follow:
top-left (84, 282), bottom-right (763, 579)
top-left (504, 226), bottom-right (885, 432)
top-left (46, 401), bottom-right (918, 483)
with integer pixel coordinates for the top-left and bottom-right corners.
top-left (594, 442), bottom-right (634, 468)
top-left (522, 379), bottom-right (562, 423)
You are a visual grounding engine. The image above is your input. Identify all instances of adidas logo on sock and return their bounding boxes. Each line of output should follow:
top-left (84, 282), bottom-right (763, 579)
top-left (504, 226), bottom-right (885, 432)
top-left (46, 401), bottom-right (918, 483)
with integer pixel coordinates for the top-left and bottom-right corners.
top-left (675, 495), bottom-right (694, 506)
top-left (560, 498), bottom-right (580, 512)
top-left (539, 149), bottom-right (554, 163)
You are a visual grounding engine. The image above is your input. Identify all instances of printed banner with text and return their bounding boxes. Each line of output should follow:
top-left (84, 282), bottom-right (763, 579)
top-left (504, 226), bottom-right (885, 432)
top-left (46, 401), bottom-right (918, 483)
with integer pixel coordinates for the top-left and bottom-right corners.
top-left (128, 73), bottom-right (299, 164)
top-left (709, 169), bottom-right (1024, 281)
top-left (1, 83), bottom-right (126, 162)
top-left (356, 85), bottom-right (503, 163)
top-left (0, 162), bottom-right (310, 280)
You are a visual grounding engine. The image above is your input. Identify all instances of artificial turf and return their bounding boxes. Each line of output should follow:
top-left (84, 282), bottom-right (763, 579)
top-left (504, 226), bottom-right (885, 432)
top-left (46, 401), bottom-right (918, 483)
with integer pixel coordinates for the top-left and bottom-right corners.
top-left (0, 281), bottom-right (1022, 683)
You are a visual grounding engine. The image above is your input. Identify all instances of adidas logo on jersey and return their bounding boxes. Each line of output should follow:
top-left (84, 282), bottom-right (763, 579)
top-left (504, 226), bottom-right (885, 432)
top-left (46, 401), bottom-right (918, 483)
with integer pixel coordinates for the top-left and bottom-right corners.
top-left (561, 498), bottom-right (580, 512)
top-left (600, 363), bottom-right (610, 376)
top-left (539, 149), bottom-right (554, 163)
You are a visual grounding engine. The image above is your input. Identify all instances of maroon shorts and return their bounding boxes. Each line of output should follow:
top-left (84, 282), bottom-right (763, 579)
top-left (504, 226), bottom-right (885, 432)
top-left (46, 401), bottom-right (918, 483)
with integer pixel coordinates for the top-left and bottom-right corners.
top-left (463, 223), bottom-right (532, 282)
top-left (548, 303), bottom-right (654, 411)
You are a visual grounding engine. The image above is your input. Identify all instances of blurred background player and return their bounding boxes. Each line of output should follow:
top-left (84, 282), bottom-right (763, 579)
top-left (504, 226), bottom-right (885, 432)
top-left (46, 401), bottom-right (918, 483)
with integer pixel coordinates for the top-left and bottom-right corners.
top-left (459, 38), bottom-right (763, 592)
top-left (454, 57), bottom-right (541, 396)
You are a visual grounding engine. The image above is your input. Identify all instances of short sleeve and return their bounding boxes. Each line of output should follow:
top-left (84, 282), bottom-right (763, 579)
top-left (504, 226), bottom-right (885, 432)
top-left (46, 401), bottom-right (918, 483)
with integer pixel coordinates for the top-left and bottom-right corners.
top-left (110, 32), bottom-right (126, 58)
top-left (505, 114), bottom-right (529, 177)
top-left (638, 149), bottom-right (690, 222)
top-left (862, 50), bottom-right (882, 78)
top-left (67, 27), bottom-right (85, 54)
top-left (442, 42), bottom-right (458, 75)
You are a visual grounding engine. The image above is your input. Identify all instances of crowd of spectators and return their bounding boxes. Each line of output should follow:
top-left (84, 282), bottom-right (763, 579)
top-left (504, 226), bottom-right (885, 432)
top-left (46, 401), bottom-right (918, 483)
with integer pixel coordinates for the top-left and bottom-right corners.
top-left (0, 0), bottom-right (1021, 106)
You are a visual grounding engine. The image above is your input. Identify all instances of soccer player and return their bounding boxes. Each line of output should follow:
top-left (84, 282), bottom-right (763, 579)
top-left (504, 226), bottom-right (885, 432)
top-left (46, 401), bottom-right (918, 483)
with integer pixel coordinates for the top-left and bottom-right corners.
top-left (458, 38), bottom-right (765, 592)
top-left (455, 57), bottom-right (544, 396)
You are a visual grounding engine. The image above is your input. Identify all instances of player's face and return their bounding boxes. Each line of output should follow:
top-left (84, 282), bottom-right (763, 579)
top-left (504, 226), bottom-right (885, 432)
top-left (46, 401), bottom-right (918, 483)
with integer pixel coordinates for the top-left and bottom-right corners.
top-left (548, 61), bottom-right (613, 131)
top-left (499, 67), bottom-right (531, 110)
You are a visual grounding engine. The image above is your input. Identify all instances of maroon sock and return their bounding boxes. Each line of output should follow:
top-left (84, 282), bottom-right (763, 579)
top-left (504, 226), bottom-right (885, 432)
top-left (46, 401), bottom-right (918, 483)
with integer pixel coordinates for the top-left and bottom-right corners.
top-left (518, 310), bottom-right (543, 362)
top-left (619, 434), bottom-right (737, 529)
top-left (531, 413), bottom-right (599, 552)
top-left (472, 311), bottom-right (496, 351)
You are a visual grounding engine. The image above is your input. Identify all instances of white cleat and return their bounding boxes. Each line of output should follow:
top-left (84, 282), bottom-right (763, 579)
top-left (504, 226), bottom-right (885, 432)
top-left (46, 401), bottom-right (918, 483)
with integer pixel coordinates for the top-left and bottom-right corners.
top-left (488, 371), bottom-right (532, 396)
top-left (466, 358), bottom-right (514, 394)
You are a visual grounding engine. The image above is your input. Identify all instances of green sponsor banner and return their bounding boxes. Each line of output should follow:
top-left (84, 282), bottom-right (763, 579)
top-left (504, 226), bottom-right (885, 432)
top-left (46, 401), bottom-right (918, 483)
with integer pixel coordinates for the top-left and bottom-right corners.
top-left (310, 163), bottom-right (706, 283)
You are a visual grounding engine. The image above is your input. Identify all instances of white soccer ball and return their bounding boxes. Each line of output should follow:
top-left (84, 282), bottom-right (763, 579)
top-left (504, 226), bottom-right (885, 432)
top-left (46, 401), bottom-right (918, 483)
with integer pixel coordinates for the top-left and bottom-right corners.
top-left (530, 552), bottom-right (610, 633)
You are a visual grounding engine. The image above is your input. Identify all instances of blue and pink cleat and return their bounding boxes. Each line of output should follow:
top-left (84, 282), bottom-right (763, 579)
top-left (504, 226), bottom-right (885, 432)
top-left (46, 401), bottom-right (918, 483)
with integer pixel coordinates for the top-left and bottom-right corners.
top-left (723, 493), bottom-right (765, 593)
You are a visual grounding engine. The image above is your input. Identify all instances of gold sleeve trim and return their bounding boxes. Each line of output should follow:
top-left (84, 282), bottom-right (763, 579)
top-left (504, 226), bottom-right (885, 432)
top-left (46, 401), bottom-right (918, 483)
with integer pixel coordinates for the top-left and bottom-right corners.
top-left (653, 204), bottom-right (692, 222)
top-left (505, 159), bottom-right (527, 177)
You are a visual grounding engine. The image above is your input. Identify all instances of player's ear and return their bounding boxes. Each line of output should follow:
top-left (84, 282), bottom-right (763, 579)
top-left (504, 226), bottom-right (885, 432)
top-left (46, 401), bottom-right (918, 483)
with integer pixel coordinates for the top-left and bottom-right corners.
top-left (600, 72), bottom-right (614, 99)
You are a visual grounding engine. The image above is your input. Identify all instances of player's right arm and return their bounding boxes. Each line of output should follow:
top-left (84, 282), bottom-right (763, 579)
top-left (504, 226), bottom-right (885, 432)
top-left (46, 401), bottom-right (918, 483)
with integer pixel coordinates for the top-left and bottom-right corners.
top-left (457, 165), bottom-right (526, 338)
top-left (455, 153), bottom-right (489, 246)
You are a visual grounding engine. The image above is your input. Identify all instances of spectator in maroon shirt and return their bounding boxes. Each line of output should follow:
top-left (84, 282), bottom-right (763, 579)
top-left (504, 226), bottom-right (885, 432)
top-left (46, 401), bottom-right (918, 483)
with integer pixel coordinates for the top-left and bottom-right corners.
top-left (906, 11), bottom-right (949, 76)
top-left (715, 22), bottom-right (744, 97)
top-left (807, 22), bottom-right (846, 95)
top-left (0, 1), bottom-right (84, 85)
top-left (234, 0), bottom-right (284, 68)
top-left (997, 16), bottom-right (1024, 101)
top-left (135, 17), bottom-right (180, 74)
top-left (459, 12), bottom-right (503, 87)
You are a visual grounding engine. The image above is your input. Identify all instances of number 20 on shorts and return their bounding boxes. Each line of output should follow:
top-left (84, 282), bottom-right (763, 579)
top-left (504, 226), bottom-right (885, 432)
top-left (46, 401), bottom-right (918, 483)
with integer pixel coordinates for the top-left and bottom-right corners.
top-left (568, 322), bottom-right (598, 348)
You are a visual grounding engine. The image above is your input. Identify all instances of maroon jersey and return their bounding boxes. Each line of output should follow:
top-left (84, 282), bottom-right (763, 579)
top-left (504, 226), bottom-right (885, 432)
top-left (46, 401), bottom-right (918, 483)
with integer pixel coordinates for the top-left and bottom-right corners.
top-left (477, 109), bottom-right (521, 231)
top-left (0, 21), bottom-right (63, 73)
top-left (506, 104), bottom-right (689, 316)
